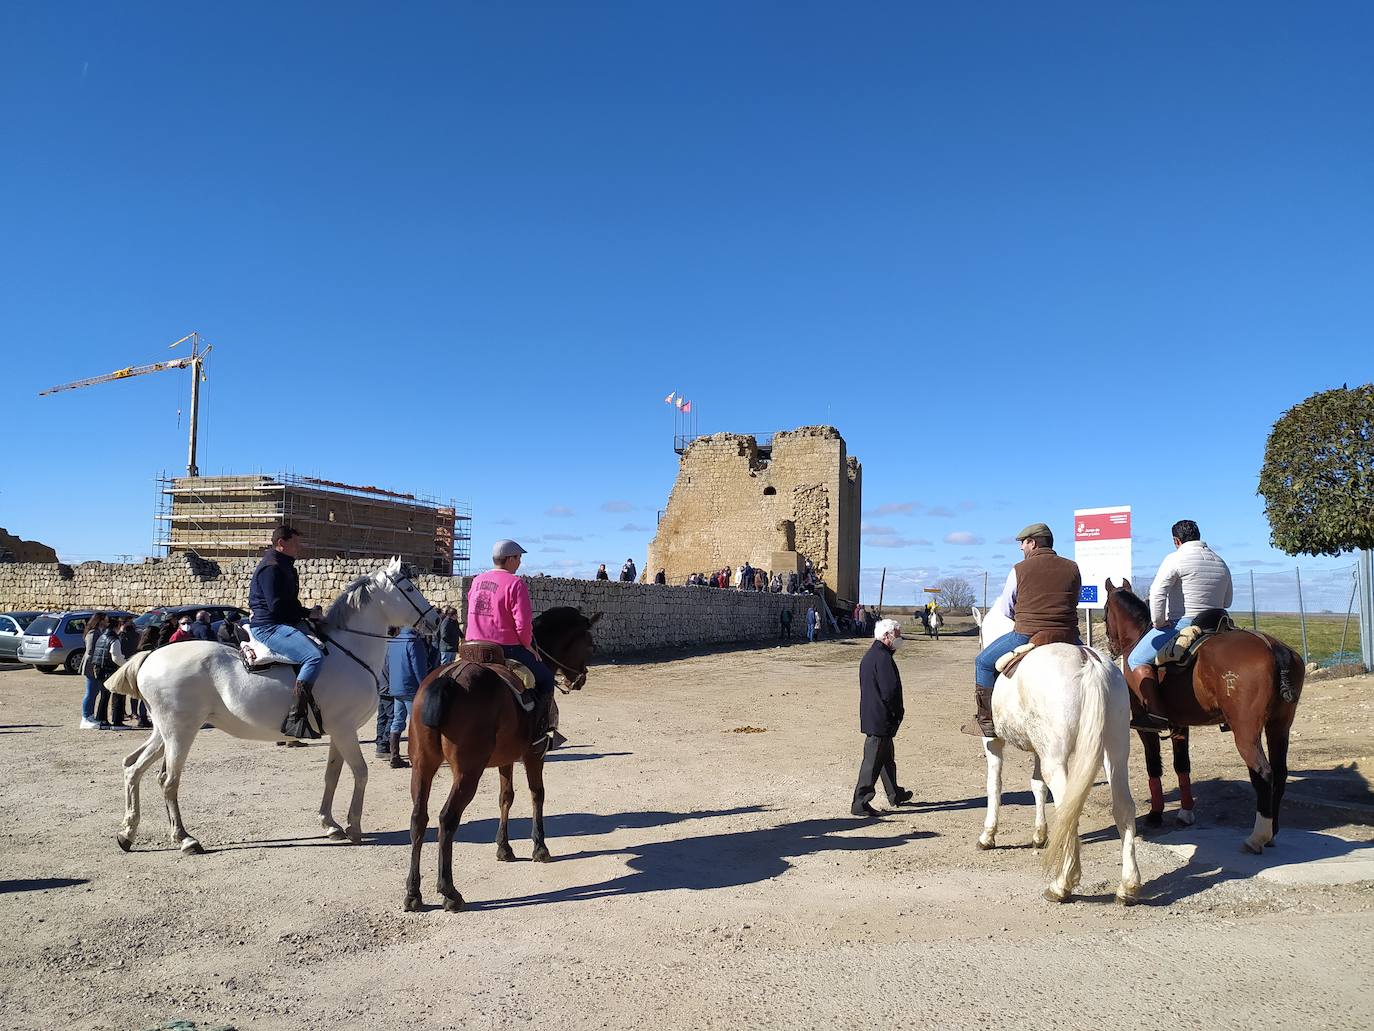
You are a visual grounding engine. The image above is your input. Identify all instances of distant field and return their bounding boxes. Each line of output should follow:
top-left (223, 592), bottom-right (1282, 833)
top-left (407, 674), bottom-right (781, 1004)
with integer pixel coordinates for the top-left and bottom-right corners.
top-left (1236, 612), bottom-right (1364, 666)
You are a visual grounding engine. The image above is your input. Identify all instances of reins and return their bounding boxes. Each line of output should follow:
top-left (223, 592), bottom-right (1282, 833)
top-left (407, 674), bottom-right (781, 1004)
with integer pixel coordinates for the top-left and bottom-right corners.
top-left (318, 568), bottom-right (438, 692)
top-left (532, 632), bottom-right (588, 694)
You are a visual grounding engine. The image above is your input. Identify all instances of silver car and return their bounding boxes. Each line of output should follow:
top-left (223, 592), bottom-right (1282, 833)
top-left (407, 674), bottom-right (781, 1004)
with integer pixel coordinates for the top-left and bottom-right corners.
top-left (17, 610), bottom-right (134, 674)
top-left (0, 612), bottom-right (43, 662)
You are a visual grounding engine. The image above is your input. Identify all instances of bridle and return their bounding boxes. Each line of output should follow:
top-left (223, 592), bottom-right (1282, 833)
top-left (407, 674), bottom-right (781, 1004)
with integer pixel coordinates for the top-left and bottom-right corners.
top-left (532, 630), bottom-right (590, 693)
top-left (318, 568), bottom-right (439, 687)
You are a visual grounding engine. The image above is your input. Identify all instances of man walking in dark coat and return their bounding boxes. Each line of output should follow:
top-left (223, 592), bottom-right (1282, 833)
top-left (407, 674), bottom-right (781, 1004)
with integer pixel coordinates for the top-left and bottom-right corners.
top-left (851, 618), bottom-right (913, 817)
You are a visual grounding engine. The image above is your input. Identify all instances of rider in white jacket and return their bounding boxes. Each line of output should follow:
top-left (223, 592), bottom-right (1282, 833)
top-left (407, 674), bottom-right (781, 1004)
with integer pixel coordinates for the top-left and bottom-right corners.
top-left (1128, 520), bottom-right (1233, 730)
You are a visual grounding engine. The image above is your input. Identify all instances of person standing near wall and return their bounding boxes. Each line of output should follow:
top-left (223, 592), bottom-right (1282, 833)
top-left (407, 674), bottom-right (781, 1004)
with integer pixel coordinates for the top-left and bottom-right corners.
top-left (91, 618), bottom-right (128, 730)
top-left (806, 606), bottom-right (818, 643)
top-left (780, 607), bottom-right (794, 640)
top-left (78, 613), bottom-right (109, 730)
top-left (375, 626), bottom-right (398, 759)
top-left (596, 564), bottom-right (609, 581)
top-left (437, 607), bottom-right (461, 665)
top-left (386, 624), bottom-right (430, 769)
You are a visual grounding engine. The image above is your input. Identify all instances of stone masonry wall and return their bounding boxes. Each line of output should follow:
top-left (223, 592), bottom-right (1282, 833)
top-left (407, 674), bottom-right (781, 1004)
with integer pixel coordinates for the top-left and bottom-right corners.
top-left (0, 557), bottom-right (809, 657)
top-left (646, 425), bottom-right (861, 602)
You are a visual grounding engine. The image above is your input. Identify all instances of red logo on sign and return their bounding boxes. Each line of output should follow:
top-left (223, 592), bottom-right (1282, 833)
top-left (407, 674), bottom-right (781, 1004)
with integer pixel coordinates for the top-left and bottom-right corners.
top-left (1075, 511), bottom-right (1131, 541)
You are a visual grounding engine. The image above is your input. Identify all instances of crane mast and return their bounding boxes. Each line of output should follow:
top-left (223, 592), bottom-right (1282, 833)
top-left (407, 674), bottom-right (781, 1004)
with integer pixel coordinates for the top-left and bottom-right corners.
top-left (38, 332), bottom-right (213, 477)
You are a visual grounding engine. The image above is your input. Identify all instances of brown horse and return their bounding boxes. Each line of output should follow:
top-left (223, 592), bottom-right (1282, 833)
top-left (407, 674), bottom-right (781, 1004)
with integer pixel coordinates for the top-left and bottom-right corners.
top-left (1102, 579), bottom-right (1303, 853)
top-left (404, 606), bottom-right (599, 912)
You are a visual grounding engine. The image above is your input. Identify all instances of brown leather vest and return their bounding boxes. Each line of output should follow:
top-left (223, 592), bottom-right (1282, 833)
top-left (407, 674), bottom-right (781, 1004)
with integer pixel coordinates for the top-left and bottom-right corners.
top-left (1013, 548), bottom-right (1081, 636)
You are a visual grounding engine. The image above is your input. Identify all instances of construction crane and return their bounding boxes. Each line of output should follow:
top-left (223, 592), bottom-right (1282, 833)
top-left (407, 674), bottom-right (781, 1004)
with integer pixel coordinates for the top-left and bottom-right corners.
top-left (39, 332), bottom-right (213, 477)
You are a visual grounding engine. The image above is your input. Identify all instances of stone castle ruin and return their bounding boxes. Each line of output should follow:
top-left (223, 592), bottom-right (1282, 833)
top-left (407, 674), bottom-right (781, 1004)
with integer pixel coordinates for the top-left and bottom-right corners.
top-left (647, 426), bottom-right (861, 604)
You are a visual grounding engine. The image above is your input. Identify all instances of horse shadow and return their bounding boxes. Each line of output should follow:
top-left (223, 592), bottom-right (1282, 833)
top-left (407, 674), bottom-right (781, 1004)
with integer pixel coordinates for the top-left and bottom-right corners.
top-left (910, 791), bottom-right (1037, 814)
top-left (545, 749), bottom-right (633, 763)
top-left (0, 877), bottom-right (89, 894)
top-left (367, 805), bottom-right (763, 848)
top-left (467, 815), bottom-right (935, 910)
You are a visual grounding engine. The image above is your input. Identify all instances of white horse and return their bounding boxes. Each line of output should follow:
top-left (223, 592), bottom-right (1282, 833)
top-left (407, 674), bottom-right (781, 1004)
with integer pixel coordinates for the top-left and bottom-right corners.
top-left (928, 609), bottom-right (943, 639)
top-left (970, 605), bottom-right (1140, 904)
top-left (116, 558), bottom-right (437, 854)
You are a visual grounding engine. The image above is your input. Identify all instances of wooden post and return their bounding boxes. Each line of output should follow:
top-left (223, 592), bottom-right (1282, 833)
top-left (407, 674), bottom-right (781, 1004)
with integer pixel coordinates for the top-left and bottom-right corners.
top-left (1296, 566), bottom-right (1310, 664)
top-left (877, 567), bottom-right (886, 616)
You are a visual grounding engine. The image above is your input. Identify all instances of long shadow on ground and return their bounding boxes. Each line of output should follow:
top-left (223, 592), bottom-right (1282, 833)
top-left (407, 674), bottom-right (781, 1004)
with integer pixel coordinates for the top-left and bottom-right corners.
top-left (465, 816), bottom-right (935, 910)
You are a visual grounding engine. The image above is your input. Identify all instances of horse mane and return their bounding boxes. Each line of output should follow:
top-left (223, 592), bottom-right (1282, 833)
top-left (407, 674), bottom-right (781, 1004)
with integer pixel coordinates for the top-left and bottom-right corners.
top-left (326, 573), bottom-right (378, 623)
top-left (1110, 584), bottom-right (1151, 626)
top-left (534, 606), bottom-right (590, 645)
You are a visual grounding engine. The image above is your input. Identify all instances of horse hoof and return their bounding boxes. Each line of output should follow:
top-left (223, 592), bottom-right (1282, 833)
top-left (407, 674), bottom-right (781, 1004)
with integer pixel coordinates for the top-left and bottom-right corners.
top-left (180, 839), bottom-right (205, 855)
top-left (1116, 891), bottom-right (1138, 907)
top-left (1031, 833), bottom-right (1048, 850)
top-left (1264, 838), bottom-right (1276, 848)
top-left (496, 847), bottom-right (515, 863)
top-left (442, 894), bottom-right (466, 913)
top-left (403, 895), bottom-right (423, 913)
top-left (1043, 887), bottom-right (1070, 904)
top-left (1144, 811), bottom-right (1164, 828)
top-left (346, 829), bottom-right (363, 846)
top-left (1176, 809), bottom-right (1196, 827)
top-left (1241, 839), bottom-right (1265, 855)
top-left (324, 825), bottom-right (347, 841)
top-left (532, 847), bottom-right (552, 863)
top-left (116, 834), bottom-right (133, 853)
top-left (976, 836), bottom-right (995, 851)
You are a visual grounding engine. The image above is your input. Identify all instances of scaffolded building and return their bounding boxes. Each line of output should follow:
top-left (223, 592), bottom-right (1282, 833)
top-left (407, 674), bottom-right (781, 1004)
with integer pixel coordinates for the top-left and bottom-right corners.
top-left (154, 473), bottom-right (471, 575)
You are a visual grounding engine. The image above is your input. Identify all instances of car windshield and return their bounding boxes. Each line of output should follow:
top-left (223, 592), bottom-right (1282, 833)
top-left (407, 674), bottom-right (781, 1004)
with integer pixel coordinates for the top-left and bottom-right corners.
top-left (133, 611), bottom-right (166, 628)
top-left (25, 616), bottom-right (58, 636)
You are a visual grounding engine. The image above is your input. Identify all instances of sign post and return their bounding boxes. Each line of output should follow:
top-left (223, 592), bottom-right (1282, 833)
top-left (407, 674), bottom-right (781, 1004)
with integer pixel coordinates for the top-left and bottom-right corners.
top-left (1074, 506), bottom-right (1133, 649)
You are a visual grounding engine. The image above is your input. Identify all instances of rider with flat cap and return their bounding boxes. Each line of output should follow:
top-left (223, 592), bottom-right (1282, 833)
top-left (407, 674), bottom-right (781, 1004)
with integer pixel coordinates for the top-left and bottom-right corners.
top-left (965, 521), bottom-right (1082, 738)
top-left (466, 539), bottom-right (558, 745)
top-left (248, 524), bottom-right (325, 739)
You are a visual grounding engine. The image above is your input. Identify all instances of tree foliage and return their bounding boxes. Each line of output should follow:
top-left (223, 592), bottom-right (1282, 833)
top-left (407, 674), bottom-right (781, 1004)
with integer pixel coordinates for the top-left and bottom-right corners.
top-left (1258, 384), bottom-right (1374, 556)
top-left (935, 576), bottom-right (976, 610)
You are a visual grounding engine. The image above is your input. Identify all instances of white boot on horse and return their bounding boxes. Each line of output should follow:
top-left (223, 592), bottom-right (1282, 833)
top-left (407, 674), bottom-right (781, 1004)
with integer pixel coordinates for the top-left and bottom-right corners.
top-left (115, 558), bottom-right (437, 855)
top-left (971, 606), bottom-right (1141, 905)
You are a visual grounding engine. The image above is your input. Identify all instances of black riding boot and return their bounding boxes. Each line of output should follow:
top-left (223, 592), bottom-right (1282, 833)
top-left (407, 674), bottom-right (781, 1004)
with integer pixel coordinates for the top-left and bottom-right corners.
top-left (1130, 669), bottom-right (1171, 733)
top-left (280, 680), bottom-right (323, 740)
top-left (389, 731), bottom-right (409, 768)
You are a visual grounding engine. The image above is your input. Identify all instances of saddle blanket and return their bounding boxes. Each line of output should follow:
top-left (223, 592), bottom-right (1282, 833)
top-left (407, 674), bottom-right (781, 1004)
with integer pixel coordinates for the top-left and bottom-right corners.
top-left (454, 641), bottom-right (536, 712)
top-left (1153, 611), bottom-right (1235, 667)
top-left (239, 626), bottom-right (324, 673)
top-left (994, 629), bottom-right (1083, 679)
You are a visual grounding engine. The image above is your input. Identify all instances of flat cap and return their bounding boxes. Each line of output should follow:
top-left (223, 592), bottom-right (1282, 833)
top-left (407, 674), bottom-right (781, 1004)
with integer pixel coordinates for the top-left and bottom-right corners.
top-left (1015, 522), bottom-right (1053, 541)
top-left (492, 539), bottom-right (527, 561)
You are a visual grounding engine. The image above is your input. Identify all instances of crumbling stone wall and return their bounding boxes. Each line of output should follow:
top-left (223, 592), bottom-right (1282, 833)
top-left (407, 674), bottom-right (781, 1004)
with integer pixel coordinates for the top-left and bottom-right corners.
top-left (0, 558), bottom-right (807, 657)
top-left (646, 425), bottom-right (861, 603)
top-left (0, 527), bottom-right (58, 564)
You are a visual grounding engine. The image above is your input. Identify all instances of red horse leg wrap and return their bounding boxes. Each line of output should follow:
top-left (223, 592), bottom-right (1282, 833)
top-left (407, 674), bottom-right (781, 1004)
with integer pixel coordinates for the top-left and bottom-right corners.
top-left (1148, 777), bottom-right (1164, 814)
top-left (1177, 773), bottom-right (1194, 812)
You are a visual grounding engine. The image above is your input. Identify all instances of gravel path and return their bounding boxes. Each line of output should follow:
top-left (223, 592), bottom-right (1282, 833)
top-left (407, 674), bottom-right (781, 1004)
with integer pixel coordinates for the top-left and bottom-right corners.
top-left (2, 618), bottom-right (1371, 1031)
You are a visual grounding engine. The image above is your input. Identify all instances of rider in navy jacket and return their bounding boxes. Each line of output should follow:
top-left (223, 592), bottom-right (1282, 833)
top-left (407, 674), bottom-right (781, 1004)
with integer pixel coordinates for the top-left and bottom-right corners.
top-left (247, 525), bottom-right (324, 739)
top-left (248, 548), bottom-right (310, 628)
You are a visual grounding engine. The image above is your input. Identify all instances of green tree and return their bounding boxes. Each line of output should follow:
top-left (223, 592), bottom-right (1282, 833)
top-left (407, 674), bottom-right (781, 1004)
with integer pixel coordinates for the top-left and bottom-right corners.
top-left (1258, 384), bottom-right (1374, 556)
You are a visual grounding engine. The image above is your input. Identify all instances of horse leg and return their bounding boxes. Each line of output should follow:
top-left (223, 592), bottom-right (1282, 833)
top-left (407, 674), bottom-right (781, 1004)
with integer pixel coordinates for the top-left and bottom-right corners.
top-left (978, 736), bottom-right (1005, 850)
top-left (318, 740), bottom-right (348, 841)
top-left (1233, 727), bottom-right (1274, 854)
top-left (495, 764), bottom-right (516, 862)
top-left (333, 730), bottom-right (370, 845)
top-left (1103, 726), bottom-right (1140, 904)
top-left (158, 729), bottom-right (203, 854)
top-left (1266, 716), bottom-right (1292, 844)
top-left (1138, 729), bottom-right (1165, 827)
top-left (526, 753), bottom-right (551, 862)
top-left (1030, 752), bottom-right (1049, 849)
top-left (404, 754), bottom-right (437, 912)
top-left (118, 728), bottom-right (165, 852)
top-left (436, 769), bottom-right (485, 913)
top-left (1172, 728), bottom-right (1195, 825)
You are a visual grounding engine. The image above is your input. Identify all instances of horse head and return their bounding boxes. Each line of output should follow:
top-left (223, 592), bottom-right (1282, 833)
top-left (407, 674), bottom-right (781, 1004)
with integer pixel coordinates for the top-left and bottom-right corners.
top-left (370, 556), bottom-right (439, 635)
top-left (533, 607), bottom-right (600, 690)
top-left (1102, 577), bottom-right (1147, 657)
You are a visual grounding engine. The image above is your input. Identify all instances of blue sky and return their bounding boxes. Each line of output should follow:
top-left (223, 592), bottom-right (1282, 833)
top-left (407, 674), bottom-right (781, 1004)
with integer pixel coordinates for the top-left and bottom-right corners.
top-left (1, 3), bottom-right (1369, 609)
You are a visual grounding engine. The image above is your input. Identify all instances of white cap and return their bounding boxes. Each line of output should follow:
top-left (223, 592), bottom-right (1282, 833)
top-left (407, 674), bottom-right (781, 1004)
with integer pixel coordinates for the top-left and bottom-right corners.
top-left (492, 539), bottom-right (527, 561)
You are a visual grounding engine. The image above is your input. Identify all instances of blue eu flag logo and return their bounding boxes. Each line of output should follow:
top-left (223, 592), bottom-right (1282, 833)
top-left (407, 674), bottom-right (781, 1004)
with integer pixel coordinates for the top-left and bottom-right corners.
top-left (1079, 586), bottom-right (1099, 604)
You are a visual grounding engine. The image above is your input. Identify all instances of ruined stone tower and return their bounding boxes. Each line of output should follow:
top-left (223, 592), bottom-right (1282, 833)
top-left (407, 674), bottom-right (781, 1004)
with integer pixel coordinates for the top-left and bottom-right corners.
top-left (646, 426), bottom-right (861, 604)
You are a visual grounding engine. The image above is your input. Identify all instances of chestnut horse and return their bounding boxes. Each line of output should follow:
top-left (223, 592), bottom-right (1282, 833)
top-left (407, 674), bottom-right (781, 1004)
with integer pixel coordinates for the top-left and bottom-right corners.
top-left (404, 606), bottom-right (599, 912)
top-left (1103, 579), bottom-right (1303, 853)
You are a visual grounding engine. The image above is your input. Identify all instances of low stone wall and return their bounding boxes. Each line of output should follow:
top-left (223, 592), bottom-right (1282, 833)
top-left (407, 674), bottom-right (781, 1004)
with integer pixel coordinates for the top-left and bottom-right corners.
top-left (0, 558), bottom-right (808, 657)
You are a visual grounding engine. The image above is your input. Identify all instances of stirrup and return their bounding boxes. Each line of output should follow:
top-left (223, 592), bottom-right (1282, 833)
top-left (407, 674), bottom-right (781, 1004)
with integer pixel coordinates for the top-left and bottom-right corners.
top-left (1130, 712), bottom-right (1171, 734)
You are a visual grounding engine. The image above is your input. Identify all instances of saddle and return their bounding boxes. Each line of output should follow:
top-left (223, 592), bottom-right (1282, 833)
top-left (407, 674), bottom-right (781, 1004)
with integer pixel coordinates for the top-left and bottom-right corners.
top-left (455, 640), bottom-right (536, 713)
top-left (994, 629), bottom-right (1083, 680)
top-left (239, 624), bottom-right (325, 675)
top-left (1153, 609), bottom-right (1236, 669)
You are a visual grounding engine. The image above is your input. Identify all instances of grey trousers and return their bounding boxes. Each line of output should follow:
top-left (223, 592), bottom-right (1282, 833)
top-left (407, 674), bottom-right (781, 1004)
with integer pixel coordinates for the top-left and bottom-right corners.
top-left (852, 734), bottom-right (900, 812)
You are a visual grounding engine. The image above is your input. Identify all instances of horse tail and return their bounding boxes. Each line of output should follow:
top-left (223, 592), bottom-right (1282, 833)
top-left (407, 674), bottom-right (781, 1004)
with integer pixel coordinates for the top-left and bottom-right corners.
top-left (1268, 634), bottom-right (1304, 705)
top-left (1043, 649), bottom-right (1110, 882)
top-left (418, 670), bottom-right (457, 729)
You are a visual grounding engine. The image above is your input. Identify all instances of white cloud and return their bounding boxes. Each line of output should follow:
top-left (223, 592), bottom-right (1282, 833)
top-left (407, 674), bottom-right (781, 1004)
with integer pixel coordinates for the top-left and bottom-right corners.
top-left (928, 505), bottom-right (956, 518)
top-left (545, 505), bottom-right (575, 518)
top-left (865, 501), bottom-right (923, 517)
top-left (620, 523), bottom-right (653, 533)
top-left (544, 532), bottom-right (583, 541)
top-left (866, 535), bottom-right (933, 549)
top-left (600, 500), bottom-right (635, 513)
top-left (861, 522), bottom-right (897, 535)
top-left (944, 531), bottom-right (984, 546)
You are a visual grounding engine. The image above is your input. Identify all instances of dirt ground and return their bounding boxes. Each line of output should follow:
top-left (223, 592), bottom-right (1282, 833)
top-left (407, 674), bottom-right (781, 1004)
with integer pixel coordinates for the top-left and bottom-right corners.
top-left (2, 617), bottom-right (1372, 1031)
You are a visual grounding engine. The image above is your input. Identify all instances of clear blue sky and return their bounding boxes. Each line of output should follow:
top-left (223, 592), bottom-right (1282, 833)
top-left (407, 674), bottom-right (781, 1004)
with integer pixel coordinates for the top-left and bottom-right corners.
top-left (2, 3), bottom-right (1369, 609)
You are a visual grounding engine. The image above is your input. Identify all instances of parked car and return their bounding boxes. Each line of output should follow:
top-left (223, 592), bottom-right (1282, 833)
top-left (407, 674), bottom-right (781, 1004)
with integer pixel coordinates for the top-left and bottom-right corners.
top-left (0, 612), bottom-right (44, 662)
top-left (132, 605), bottom-right (250, 640)
top-left (17, 610), bottom-right (135, 674)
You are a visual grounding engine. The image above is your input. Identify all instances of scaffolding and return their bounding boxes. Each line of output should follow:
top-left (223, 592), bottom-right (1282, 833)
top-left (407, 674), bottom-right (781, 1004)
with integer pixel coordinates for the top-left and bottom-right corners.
top-left (153, 472), bottom-right (472, 575)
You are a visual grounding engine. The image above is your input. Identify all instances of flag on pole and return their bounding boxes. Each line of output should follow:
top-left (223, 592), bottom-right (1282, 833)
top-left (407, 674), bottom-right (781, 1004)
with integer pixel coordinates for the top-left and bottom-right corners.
top-left (664, 391), bottom-right (676, 405)
top-left (682, 400), bottom-right (692, 413)
top-left (676, 396), bottom-right (686, 410)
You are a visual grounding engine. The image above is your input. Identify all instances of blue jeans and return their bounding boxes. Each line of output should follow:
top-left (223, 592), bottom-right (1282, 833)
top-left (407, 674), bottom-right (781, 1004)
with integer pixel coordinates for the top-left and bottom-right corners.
top-left (389, 697), bottom-right (413, 735)
top-left (376, 695), bottom-right (395, 746)
top-left (254, 624), bottom-right (324, 685)
top-left (1128, 616), bottom-right (1193, 668)
top-left (975, 631), bottom-right (1032, 688)
top-left (82, 676), bottom-right (100, 720)
top-left (502, 644), bottom-right (556, 700)
top-left (439, 650), bottom-right (457, 666)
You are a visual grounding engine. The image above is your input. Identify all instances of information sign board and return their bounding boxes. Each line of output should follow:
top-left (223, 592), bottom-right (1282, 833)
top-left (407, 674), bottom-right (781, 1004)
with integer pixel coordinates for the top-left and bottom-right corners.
top-left (1074, 506), bottom-right (1131, 610)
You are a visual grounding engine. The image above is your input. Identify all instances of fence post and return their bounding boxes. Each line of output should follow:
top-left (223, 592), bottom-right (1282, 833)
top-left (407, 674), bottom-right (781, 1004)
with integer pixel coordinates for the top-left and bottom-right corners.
top-left (1250, 570), bottom-right (1258, 629)
top-left (1358, 549), bottom-right (1374, 673)
top-left (1338, 570), bottom-right (1357, 667)
top-left (1295, 566), bottom-right (1309, 665)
